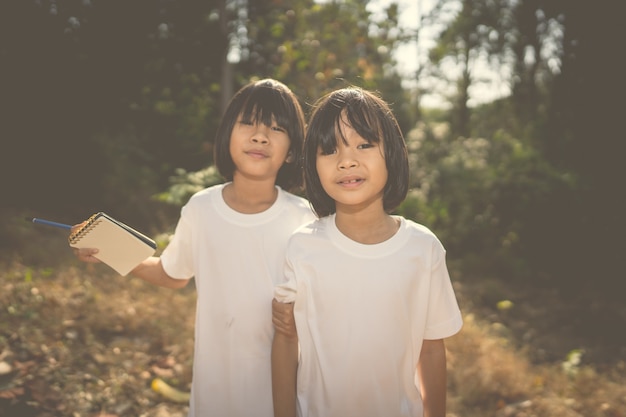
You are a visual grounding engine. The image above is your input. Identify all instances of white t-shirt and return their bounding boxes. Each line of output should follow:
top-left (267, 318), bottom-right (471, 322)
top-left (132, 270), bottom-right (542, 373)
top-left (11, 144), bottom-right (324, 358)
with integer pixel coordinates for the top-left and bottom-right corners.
top-left (161, 183), bottom-right (315, 417)
top-left (274, 214), bottom-right (463, 417)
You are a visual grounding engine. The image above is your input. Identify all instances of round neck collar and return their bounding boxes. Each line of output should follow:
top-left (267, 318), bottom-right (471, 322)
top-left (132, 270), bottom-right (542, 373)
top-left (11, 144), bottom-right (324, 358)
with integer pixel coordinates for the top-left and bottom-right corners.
top-left (325, 213), bottom-right (409, 258)
top-left (213, 182), bottom-right (285, 226)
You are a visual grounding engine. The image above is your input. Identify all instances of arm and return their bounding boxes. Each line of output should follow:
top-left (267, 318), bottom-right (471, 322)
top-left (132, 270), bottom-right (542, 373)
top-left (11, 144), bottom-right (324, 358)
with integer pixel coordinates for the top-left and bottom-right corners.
top-left (272, 298), bottom-right (298, 338)
top-left (271, 299), bottom-right (298, 417)
top-left (73, 245), bottom-right (189, 289)
top-left (417, 339), bottom-right (447, 417)
top-left (130, 256), bottom-right (189, 289)
top-left (71, 222), bottom-right (189, 289)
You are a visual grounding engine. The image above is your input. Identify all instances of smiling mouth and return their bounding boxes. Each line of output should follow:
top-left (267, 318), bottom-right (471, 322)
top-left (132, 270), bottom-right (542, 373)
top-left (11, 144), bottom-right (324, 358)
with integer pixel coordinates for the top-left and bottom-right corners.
top-left (338, 178), bottom-right (364, 185)
top-left (246, 150), bottom-right (268, 158)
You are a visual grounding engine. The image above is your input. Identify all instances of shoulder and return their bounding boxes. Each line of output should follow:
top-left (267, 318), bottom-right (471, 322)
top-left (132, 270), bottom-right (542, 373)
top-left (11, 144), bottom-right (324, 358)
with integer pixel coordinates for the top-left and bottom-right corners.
top-left (278, 188), bottom-right (316, 219)
top-left (181, 183), bottom-right (225, 213)
top-left (400, 217), bottom-right (445, 249)
top-left (280, 189), bottom-right (311, 209)
top-left (288, 216), bottom-right (328, 244)
top-left (187, 183), bottom-right (224, 202)
top-left (402, 217), bottom-right (437, 237)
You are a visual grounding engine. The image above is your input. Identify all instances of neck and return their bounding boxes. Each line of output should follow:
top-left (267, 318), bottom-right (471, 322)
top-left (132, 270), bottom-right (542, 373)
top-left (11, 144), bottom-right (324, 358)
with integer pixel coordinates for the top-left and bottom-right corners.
top-left (223, 175), bottom-right (279, 214)
top-left (334, 205), bottom-right (399, 244)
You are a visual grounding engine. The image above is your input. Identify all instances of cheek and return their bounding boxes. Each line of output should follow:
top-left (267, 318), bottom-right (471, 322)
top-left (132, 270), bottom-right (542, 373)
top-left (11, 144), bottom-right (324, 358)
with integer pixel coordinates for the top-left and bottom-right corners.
top-left (229, 131), bottom-right (242, 150)
top-left (380, 164), bottom-right (389, 185)
top-left (316, 158), bottom-right (329, 174)
top-left (279, 137), bottom-right (292, 159)
top-left (380, 170), bottom-right (389, 187)
top-left (315, 159), bottom-right (333, 187)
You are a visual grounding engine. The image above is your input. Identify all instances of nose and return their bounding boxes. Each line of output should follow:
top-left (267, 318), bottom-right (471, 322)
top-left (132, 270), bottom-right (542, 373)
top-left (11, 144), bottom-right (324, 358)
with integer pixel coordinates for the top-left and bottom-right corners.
top-left (337, 148), bottom-right (358, 170)
top-left (251, 124), bottom-right (269, 144)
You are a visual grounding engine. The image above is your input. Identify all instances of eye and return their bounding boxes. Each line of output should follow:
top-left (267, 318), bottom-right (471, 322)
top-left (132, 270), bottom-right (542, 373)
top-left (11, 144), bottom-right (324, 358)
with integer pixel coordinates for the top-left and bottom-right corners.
top-left (357, 142), bottom-right (375, 150)
top-left (239, 120), bottom-right (254, 126)
top-left (318, 147), bottom-right (337, 156)
top-left (271, 125), bottom-right (287, 133)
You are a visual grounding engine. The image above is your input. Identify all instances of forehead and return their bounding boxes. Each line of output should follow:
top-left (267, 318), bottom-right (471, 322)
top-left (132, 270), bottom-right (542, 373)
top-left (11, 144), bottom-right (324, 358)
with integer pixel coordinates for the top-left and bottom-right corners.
top-left (238, 108), bottom-right (276, 121)
top-left (339, 108), bottom-right (381, 142)
top-left (239, 99), bottom-right (287, 127)
top-left (335, 117), bottom-right (361, 139)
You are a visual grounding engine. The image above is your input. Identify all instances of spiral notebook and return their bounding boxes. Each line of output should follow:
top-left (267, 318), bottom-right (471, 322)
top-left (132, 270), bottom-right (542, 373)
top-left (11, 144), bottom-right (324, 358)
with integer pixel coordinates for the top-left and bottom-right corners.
top-left (68, 212), bottom-right (157, 276)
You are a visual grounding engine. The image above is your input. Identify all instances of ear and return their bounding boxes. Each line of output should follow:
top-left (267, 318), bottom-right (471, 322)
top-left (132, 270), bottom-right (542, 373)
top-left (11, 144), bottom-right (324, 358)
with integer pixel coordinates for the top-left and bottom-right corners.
top-left (285, 150), bottom-right (294, 163)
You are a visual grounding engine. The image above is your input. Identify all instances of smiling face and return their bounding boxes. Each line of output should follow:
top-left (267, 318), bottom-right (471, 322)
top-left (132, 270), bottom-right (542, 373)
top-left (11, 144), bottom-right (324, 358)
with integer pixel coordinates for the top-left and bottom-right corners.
top-left (304, 87), bottom-right (409, 217)
top-left (315, 116), bottom-right (388, 214)
top-left (213, 79), bottom-right (305, 191)
top-left (229, 114), bottom-right (292, 183)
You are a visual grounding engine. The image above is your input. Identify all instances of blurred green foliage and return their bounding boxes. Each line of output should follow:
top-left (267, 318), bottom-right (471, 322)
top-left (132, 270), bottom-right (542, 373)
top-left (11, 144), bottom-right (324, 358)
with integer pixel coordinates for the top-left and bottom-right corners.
top-left (1, 0), bottom-right (622, 301)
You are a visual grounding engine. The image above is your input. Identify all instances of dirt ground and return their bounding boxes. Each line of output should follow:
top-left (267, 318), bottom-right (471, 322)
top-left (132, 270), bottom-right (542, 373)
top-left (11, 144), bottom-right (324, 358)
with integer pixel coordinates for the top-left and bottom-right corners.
top-left (1, 257), bottom-right (625, 417)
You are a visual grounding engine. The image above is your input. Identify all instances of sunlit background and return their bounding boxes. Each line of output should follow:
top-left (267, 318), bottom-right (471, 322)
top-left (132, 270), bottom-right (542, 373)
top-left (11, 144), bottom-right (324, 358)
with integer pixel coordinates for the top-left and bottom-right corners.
top-left (0, 0), bottom-right (623, 415)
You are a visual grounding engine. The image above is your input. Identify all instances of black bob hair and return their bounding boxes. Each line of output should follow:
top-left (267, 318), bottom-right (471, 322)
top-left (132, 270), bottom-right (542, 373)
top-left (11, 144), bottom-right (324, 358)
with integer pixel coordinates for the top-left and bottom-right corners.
top-left (304, 87), bottom-right (409, 218)
top-left (214, 78), bottom-right (306, 191)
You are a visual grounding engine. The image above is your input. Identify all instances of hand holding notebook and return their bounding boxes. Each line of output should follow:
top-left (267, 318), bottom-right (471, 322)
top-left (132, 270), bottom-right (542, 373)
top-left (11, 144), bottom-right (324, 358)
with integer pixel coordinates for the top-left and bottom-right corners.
top-left (68, 212), bottom-right (157, 276)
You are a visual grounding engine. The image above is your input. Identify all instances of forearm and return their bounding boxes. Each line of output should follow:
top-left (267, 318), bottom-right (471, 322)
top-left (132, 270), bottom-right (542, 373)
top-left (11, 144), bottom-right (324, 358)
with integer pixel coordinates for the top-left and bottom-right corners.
top-left (417, 339), bottom-right (447, 417)
top-left (272, 331), bottom-right (298, 417)
top-left (130, 256), bottom-right (189, 289)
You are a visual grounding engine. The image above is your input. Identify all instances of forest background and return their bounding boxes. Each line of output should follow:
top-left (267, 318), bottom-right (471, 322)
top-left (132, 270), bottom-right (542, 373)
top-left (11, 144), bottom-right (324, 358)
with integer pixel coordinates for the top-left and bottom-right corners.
top-left (0, 0), bottom-right (624, 416)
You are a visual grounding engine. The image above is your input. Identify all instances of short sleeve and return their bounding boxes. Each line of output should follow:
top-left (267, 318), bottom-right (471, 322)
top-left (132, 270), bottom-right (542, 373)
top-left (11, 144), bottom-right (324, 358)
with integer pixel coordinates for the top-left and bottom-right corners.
top-left (160, 205), bottom-right (195, 279)
top-left (274, 252), bottom-right (297, 303)
top-left (423, 242), bottom-right (463, 340)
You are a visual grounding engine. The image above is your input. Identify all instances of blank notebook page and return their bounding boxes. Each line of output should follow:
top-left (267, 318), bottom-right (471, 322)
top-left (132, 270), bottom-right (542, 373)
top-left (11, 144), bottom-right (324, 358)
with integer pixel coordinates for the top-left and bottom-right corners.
top-left (69, 213), bottom-right (156, 276)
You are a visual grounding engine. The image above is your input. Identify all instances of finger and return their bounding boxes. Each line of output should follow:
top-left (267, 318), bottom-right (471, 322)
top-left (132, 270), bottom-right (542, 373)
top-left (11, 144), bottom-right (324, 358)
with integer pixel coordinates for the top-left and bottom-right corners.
top-left (272, 299), bottom-right (294, 314)
top-left (79, 247), bottom-right (98, 256)
top-left (74, 247), bottom-right (101, 263)
top-left (272, 306), bottom-right (291, 326)
top-left (272, 314), bottom-right (289, 328)
top-left (273, 319), bottom-right (298, 338)
top-left (70, 221), bottom-right (88, 234)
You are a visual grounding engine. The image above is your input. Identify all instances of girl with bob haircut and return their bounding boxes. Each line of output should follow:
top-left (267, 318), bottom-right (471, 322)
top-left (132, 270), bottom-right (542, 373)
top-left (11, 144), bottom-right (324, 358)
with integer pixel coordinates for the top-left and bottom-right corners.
top-left (271, 87), bottom-right (463, 417)
top-left (302, 86), bottom-right (409, 217)
top-left (73, 78), bottom-right (315, 417)
top-left (215, 78), bottom-right (306, 191)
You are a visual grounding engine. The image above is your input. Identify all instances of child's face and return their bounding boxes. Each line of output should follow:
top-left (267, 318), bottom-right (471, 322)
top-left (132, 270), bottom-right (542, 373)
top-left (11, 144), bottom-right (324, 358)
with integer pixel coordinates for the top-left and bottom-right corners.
top-left (229, 115), bottom-right (292, 183)
top-left (315, 118), bottom-right (388, 213)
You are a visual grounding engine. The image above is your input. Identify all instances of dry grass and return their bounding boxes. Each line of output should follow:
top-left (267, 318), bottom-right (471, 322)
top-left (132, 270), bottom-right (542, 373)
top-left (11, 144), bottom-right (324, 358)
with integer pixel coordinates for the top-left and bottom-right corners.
top-left (1, 260), bottom-right (625, 417)
top-left (447, 314), bottom-right (626, 417)
top-left (0, 261), bottom-right (195, 416)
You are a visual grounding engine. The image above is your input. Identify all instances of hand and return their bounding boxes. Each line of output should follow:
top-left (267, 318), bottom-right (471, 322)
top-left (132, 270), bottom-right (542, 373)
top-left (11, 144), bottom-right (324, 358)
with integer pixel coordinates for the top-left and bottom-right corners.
top-left (272, 299), bottom-right (297, 339)
top-left (70, 222), bottom-right (101, 263)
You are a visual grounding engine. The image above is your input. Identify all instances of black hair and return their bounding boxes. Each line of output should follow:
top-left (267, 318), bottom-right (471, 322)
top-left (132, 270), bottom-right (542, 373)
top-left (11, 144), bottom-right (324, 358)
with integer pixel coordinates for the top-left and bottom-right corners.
top-left (304, 87), bottom-right (409, 217)
top-left (214, 78), bottom-right (306, 191)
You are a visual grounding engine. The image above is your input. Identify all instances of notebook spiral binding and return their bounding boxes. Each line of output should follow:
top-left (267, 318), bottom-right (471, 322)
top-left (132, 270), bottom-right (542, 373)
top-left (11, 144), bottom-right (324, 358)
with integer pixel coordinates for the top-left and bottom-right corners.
top-left (68, 212), bottom-right (103, 245)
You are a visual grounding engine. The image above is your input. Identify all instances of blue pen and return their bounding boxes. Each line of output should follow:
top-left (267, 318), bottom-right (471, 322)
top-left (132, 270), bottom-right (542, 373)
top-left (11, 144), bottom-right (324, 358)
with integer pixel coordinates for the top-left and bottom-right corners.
top-left (28, 217), bottom-right (73, 230)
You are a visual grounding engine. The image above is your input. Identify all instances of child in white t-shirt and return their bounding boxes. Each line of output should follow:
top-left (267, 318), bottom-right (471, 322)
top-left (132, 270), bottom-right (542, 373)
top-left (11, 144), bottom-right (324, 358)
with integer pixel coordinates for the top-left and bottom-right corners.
top-left (73, 79), bottom-right (315, 417)
top-left (272, 87), bottom-right (463, 417)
